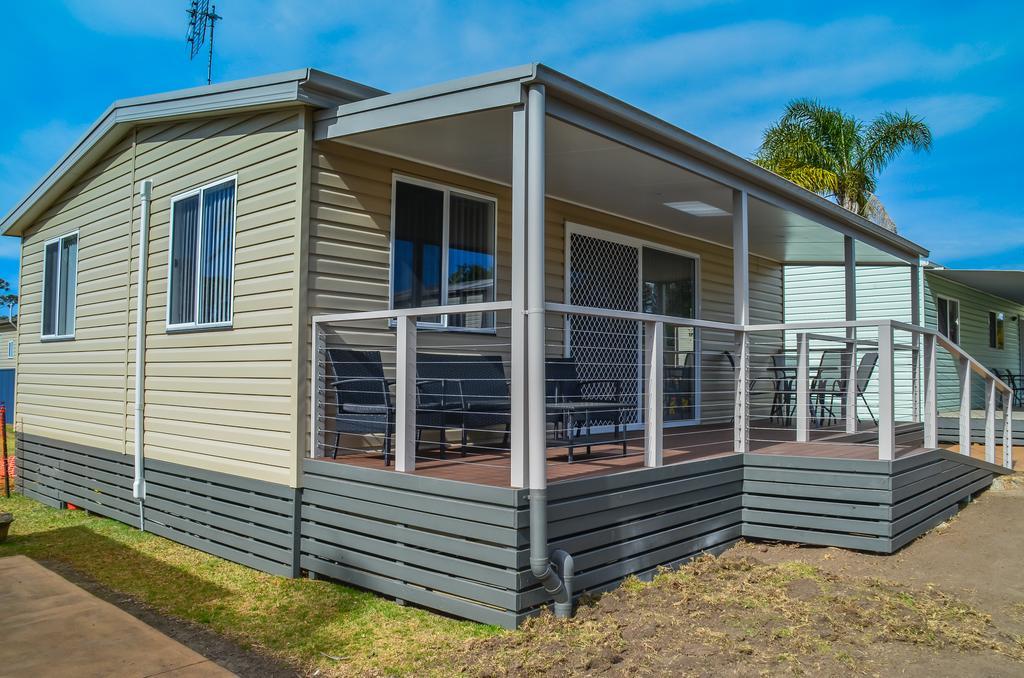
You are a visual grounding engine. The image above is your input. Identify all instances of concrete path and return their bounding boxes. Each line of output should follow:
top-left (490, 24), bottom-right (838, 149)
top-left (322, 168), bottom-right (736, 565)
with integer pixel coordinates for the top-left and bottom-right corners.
top-left (0, 555), bottom-right (234, 677)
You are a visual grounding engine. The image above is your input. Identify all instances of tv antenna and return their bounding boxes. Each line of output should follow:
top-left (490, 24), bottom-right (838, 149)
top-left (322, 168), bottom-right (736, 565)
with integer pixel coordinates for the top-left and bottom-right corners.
top-left (186, 0), bottom-right (221, 85)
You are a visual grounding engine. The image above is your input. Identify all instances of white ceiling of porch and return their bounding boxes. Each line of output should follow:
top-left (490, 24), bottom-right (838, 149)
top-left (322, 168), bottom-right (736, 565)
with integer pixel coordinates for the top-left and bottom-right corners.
top-left (333, 108), bottom-right (903, 264)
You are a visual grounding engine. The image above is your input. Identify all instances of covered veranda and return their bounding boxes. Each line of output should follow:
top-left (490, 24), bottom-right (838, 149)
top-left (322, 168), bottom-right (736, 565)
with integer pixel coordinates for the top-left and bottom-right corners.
top-left (309, 63), bottom-right (938, 489)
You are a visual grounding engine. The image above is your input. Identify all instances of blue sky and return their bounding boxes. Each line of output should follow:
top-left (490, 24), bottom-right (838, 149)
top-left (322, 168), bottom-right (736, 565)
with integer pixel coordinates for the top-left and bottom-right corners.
top-left (1, 0), bottom-right (1021, 294)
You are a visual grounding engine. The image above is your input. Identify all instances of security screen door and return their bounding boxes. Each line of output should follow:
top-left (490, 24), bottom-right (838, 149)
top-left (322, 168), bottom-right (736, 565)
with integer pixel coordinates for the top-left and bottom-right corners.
top-left (567, 227), bottom-right (699, 427)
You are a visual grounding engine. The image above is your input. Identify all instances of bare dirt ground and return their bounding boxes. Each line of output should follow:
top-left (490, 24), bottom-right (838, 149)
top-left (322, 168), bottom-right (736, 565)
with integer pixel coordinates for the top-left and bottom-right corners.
top-left (444, 485), bottom-right (1024, 677)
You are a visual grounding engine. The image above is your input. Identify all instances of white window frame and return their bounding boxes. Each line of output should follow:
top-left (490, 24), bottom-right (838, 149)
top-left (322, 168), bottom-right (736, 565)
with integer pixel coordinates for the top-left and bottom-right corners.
top-left (40, 230), bottom-right (79, 341)
top-left (166, 176), bottom-right (238, 332)
top-left (7, 340), bottom-right (14, 359)
top-left (388, 173), bottom-right (498, 333)
top-left (936, 295), bottom-right (960, 344)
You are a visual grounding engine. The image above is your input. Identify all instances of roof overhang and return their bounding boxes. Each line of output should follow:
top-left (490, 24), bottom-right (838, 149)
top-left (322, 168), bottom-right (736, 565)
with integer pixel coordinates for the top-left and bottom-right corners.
top-left (927, 268), bottom-right (1024, 305)
top-left (1, 68), bottom-right (385, 237)
top-left (315, 63), bottom-right (929, 265)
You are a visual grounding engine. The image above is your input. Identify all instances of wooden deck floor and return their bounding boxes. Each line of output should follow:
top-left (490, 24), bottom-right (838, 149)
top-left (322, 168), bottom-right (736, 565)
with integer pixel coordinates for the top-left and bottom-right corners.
top-left (320, 422), bottom-right (930, 487)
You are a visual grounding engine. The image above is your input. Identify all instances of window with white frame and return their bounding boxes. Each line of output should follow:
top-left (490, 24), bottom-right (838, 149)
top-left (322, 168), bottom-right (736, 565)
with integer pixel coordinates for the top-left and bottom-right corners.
top-left (390, 177), bottom-right (496, 329)
top-left (6, 340), bottom-right (13, 359)
top-left (989, 311), bottom-right (1005, 350)
top-left (936, 296), bottom-right (959, 344)
top-left (41, 231), bottom-right (78, 339)
top-left (167, 178), bottom-right (237, 330)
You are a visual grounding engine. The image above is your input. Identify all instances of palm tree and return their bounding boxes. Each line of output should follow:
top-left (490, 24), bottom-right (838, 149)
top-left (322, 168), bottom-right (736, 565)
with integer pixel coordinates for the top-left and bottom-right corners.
top-left (754, 99), bottom-right (932, 223)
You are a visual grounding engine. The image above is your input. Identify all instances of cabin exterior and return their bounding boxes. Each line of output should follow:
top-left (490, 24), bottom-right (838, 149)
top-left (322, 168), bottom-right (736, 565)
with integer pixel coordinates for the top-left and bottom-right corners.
top-left (3, 65), bottom-right (1015, 628)
top-left (785, 265), bottom-right (1024, 442)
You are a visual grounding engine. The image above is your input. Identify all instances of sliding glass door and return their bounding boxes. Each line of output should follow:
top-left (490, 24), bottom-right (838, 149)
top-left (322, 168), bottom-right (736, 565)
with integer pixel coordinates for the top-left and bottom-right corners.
top-left (567, 224), bottom-right (700, 427)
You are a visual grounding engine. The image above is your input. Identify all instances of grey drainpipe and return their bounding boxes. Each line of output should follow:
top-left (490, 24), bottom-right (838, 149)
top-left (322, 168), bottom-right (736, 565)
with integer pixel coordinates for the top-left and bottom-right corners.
top-left (525, 82), bottom-right (572, 616)
top-left (132, 179), bottom-right (152, 529)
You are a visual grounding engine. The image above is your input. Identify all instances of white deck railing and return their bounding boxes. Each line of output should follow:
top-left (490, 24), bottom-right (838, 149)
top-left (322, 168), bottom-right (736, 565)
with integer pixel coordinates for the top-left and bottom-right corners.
top-left (311, 304), bottom-right (1015, 486)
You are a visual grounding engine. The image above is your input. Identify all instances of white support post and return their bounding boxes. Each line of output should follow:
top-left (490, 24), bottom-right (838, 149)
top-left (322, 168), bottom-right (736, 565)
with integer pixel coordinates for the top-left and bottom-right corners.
top-left (311, 321), bottom-right (325, 458)
top-left (796, 332), bottom-right (809, 443)
top-left (985, 377), bottom-right (997, 464)
top-left (509, 104), bottom-right (528, 488)
top-left (923, 334), bottom-right (938, 449)
top-left (1003, 395), bottom-right (1014, 469)
top-left (958, 357), bottom-right (971, 456)
top-left (877, 322), bottom-right (895, 460)
top-left (525, 84), bottom-right (548, 493)
top-left (844, 236), bottom-right (858, 433)
top-left (644, 321), bottom-right (664, 467)
top-left (394, 315), bottom-right (417, 472)
top-left (732, 190), bottom-right (750, 453)
top-left (910, 263), bottom-right (922, 422)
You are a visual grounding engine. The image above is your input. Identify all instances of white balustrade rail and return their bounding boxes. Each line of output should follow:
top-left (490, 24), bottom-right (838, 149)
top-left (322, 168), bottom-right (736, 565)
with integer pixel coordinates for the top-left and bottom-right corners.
top-left (310, 304), bottom-right (1015, 487)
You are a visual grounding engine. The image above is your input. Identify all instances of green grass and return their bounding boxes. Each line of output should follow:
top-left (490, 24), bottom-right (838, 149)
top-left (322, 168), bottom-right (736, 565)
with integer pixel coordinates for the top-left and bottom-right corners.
top-left (0, 493), bottom-right (497, 676)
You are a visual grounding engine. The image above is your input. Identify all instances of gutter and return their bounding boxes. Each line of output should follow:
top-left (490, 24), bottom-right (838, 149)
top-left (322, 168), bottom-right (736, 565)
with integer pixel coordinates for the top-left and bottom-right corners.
top-left (132, 179), bottom-right (152, 526)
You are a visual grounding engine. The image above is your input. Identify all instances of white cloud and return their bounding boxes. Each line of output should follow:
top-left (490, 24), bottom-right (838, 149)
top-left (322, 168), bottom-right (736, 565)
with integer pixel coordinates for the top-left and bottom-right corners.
top-left (887, 196), bottom-right (1024, 266)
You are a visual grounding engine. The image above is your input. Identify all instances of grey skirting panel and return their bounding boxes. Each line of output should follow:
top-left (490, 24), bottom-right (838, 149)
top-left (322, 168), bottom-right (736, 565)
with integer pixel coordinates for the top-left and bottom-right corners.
top-left (937, 417), bottom-right (1024, 446)
top-left (300, 456), bottom-right (744, 629)
top-left (17, 433), bottom-right (140, 524)
top-left (742, 449), bottom-right (1003, 552)
top-left (15, 434), bottom-right (297, 578)
top-left (143, 459), bottom-right (297, 578)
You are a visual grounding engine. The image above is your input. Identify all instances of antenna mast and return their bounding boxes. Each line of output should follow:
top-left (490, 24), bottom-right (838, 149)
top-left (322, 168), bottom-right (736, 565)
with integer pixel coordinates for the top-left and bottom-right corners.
top-left (186, 1), bottom-right (222, 85)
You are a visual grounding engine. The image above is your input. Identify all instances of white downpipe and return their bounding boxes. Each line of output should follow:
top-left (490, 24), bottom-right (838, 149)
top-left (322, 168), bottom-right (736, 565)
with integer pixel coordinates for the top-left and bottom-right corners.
top-left (133, 179), bottom-right (152, 508)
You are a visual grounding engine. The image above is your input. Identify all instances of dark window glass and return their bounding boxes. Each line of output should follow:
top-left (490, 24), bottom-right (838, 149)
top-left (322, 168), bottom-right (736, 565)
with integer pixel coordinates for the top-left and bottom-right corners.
top-left (393, 182), bottom-right (444, 324)
top-left (169, 195), bottom-right (200, 326)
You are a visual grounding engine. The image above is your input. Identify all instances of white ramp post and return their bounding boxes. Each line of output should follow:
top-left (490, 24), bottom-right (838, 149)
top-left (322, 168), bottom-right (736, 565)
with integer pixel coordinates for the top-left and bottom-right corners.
top-left (733, 190), bottom-right (750, 453)
top-left (644, 320), bottom-right (664, 467)
top-left (910, 263), bottom-right (922, 422)
top-left (1004, 395), bottom-right (1014, 469)
top-left (923, 334), bottom-right (938, 448)
top-left (796, 332), bottom-right (809, 443)
top-left (958, 357), bottom-right (971, 456)
top-left (877, 322), bottom-right (895, 460)
top-left (311, 321), bottom-right (326, 458)
top-left (985, 377), bottom-right (997, 464)
top-left (394, 315), bottom-right (417, 472)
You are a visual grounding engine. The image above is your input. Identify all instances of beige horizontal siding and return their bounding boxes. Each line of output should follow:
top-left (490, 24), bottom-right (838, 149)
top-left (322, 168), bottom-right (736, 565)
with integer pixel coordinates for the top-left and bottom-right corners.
top-left (16, 135), bottom-right (134, 453)
top-left (16, 108), bottom-right (306, 486)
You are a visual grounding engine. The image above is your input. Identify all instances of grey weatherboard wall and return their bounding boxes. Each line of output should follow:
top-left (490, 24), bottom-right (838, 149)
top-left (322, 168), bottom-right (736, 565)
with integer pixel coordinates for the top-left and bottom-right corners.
top-left (15, 434), bottom-right (1009, 629)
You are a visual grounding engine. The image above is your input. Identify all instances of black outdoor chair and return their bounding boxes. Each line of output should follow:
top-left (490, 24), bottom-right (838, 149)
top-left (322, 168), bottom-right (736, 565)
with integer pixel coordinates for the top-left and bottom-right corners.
top-left (326, 348), bottom-right (394, 463)
top-left (994, 369), bottom-right (1024, 408)
top-left (416, 353), bottom-right (512, 450)
top-left (546, 356), bottom-right (629, 462)
top-left (826, 351), bottom-right (880, 425)
top-left (724, 351), bottom-right (786, 424)
top-left (327, 348), bottom-right (454, 465)
top-left (810, 348), bottom-right (845, 427)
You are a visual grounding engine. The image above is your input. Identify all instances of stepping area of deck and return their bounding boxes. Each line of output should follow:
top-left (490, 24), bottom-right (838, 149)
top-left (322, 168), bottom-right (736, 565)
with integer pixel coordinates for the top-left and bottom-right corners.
top-left (321, 422), bottom-right (929, 486)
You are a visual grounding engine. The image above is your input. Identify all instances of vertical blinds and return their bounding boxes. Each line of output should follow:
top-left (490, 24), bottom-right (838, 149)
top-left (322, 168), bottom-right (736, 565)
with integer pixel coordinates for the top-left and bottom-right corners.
top-left (169, 179), bottom-right (235, 328)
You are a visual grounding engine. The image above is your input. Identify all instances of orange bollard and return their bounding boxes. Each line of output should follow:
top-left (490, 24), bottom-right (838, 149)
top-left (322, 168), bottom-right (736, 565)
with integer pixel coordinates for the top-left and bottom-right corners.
top-left (1, 404), bottom-right (8, 499)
